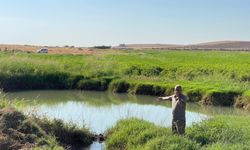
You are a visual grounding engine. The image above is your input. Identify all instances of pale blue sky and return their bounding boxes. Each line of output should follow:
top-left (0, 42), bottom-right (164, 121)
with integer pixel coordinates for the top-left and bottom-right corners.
top-left (0, 0), bottom-right (249, 46)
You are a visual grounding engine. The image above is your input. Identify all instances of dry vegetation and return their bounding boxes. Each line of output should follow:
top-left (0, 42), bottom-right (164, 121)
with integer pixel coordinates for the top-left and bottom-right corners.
top-left (0, 44), bottom-right (95, 54)
top-left (115, 41), bottom-right (250, 50)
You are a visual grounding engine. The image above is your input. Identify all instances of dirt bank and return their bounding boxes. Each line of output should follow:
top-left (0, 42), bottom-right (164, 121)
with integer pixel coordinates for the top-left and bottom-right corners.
top-left (0, 108), bottom-right (94, 149)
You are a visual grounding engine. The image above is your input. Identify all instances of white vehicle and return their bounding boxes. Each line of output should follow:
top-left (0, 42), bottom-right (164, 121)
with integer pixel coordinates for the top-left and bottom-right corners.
top-left (36, 48), bottom-right (48, 53)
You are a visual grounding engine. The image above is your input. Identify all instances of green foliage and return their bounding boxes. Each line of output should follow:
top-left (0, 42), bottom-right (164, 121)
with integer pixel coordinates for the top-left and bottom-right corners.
top-left (106, 118), bottom-right (200, 150)
top-left (18, 119), bottom-right (46, 137)
top-left (202, 143), bottom-right (250, 150)
top-left (129, 83), bottom-right (166, 96)
top-left (0, 72), bottom-right (72, 90)
top-left (124, 65), bottom-right (143, 76)
top-left (144, 136), bottom-right (200, 150)
top-left (124, 65), bottom-right (163, 76)
top-left (0, 50), bottom-right (250, 107)
top-left (141, 66), bottom-right (163, 76)
top-left (186, 119), bottom-right (245, 145)
top-left (106, 115), bottom-right (250, 150)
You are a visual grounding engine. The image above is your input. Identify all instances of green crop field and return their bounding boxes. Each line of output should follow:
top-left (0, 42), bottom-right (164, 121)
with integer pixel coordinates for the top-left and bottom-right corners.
top-left (0, 49), bottom-right (249, 109)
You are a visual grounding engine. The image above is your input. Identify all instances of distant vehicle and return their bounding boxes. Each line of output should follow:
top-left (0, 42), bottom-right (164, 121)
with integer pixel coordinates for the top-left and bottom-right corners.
top-left (36, 48), bottom-right (48, 53)
top-left (93, 45), bottom-right (111, 49)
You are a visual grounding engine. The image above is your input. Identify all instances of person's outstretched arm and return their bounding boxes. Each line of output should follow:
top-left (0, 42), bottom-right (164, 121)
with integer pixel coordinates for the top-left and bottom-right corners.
top-left (157, 95), bottom-right (172, 101)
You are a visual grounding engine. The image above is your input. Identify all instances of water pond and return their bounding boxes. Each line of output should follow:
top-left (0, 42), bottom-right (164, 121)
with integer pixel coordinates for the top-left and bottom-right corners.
top-left (3, 90), bottom-right (247, 149)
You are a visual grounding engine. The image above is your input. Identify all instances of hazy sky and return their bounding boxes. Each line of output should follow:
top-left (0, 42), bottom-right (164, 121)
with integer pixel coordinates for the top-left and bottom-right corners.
top-left (0, 0), bottom-right (249, 46)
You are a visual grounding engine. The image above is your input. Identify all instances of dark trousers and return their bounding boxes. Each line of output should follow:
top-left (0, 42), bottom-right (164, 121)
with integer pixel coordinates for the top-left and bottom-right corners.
top-left (172, 119), bottom-right (186, 135)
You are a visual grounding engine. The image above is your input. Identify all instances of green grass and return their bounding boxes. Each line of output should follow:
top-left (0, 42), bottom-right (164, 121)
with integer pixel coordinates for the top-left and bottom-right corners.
top-left (106, 115), bottom-right (250, 150)
top-left (0, 50), bottom-right (250, 108)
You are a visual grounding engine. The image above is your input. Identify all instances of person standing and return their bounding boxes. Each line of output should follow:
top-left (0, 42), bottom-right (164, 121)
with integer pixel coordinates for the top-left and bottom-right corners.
top-left (157, 85), bottom-right (187, 135)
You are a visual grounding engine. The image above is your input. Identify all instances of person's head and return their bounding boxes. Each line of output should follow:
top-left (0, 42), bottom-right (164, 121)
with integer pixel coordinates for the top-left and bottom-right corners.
top-left (174, 85), bottom-right (182, 96)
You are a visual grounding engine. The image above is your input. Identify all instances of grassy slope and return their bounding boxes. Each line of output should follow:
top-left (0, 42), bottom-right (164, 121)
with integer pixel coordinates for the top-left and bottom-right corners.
top-left (106, 115), bottom-right (250, 150)
top-left (0, 100), bottom-right (94, 149)
top-left (0, 50), bottom-right (249, 108)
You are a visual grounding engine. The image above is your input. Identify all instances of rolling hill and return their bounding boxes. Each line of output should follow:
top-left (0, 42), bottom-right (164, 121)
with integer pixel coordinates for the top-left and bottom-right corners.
top-left (114, 41), bottom-right (250, 50)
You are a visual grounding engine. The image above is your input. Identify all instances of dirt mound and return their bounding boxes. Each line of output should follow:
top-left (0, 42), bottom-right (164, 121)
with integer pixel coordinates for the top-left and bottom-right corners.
top-left (0, 108), bottom-right (35, 149)
top-left (0, 130), bottom-right (34, 150)
top-left (0, 108), bottom-right (94, 149)
top-left (0, 108), bottom-right (25, 131)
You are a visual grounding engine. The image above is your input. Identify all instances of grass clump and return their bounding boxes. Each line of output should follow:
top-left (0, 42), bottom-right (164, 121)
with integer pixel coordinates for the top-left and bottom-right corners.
top-left (234, 90), bottom-right (250, 110)
top-left (106, 115), bottom-right (250, 150)
top-left (77, 78), bottom-right (110, 91)
top-left (186, 119), bottom-right (245, 145)
top-left (33, 117), bottom-right (94, 148)
top-left (106, 118), bottom-right (200, 150)
top-left (129, 83), bottom-right (167, 96)
top-left (109, 79), bottom-right (130, 93)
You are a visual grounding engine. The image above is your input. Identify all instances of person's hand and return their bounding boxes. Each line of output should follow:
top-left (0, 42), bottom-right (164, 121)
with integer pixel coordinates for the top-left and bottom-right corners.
top-left (157, 97), bottom-right (163, 101)
top-left (177, 99), bottom-right (184, 106)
